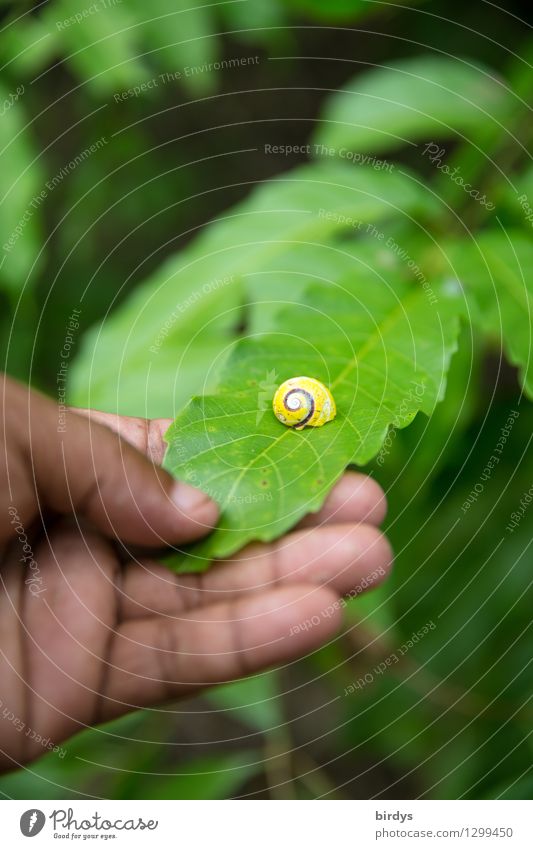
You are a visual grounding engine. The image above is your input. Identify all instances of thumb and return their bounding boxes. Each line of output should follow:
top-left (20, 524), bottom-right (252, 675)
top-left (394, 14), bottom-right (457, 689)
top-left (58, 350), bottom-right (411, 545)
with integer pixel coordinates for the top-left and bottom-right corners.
top-left (3, 378), bottom-right (218, 547)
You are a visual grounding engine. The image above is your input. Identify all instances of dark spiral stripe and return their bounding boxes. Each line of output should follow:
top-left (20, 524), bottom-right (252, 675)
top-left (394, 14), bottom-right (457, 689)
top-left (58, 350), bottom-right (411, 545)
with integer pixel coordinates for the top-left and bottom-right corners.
top-left (284, 388), bottom-right (315, 427)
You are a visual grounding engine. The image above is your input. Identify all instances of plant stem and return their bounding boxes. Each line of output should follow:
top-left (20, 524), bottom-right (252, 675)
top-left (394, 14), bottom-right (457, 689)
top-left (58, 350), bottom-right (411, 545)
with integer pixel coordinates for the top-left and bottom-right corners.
top-left (263, 726), bottom-right (295, 800)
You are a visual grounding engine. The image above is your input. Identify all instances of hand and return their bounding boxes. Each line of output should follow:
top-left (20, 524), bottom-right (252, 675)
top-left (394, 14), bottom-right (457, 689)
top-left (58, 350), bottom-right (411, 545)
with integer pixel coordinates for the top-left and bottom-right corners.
top-left (0, 376), bottom-right (392, 771)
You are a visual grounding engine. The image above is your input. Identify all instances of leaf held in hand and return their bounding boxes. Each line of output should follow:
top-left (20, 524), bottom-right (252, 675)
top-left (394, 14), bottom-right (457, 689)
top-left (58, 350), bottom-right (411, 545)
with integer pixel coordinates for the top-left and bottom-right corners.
top-left (163, 275), bottom-right (463, 571)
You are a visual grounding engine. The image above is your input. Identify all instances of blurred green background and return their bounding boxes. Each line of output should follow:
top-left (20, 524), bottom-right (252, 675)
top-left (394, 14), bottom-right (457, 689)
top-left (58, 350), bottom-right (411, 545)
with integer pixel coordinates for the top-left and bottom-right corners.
top-left (0, 0), bottom-right (531, 799)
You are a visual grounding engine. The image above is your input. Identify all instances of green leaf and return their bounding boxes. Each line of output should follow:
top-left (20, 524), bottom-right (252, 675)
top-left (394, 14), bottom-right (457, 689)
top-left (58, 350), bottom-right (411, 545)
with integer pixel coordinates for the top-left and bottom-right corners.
top-left (184, 161), bottom-right (438, 273)
top-left (130, 0), bottom-right (219, 95)
top-left (219, 0), bottom-right (286, 45)
top-left (208, 671), bottom-right (282, 731)
top-left (0, 82), bottom-right (43, 295)
top-left (1, 15), bottom-right (59, 76)
top-left (313, 56), bottom-right (510, 155)
top-left (498, 166), bottom-right (533, 231)
top-left (69, 162), bottom-right (438, 415)
top-left (163, 274), bottom-right (462, 569)
top-left (48, 0), bottom-right (148, 96)
top-left (438, 230), bottom-right (533, 397)
top-left (246, 229), bottom-right (434, 333)
top-left (484, 772), bottom-right (533, 800)
top-left (285, 0), bottom-right (377, 21)
top-left (132, 751), bottom-right (261, 800)
top-left (81, 334), bottom-right (238, 419)
top-left (68, 247), bottom-right (244, 417)
top-left (0, 759), bottom-right (89, 800)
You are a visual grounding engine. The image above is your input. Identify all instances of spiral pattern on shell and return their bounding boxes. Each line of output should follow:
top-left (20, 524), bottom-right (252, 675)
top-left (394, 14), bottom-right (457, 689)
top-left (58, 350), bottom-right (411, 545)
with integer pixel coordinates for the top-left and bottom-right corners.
top-left (272, 376), bottom-right (336, 430)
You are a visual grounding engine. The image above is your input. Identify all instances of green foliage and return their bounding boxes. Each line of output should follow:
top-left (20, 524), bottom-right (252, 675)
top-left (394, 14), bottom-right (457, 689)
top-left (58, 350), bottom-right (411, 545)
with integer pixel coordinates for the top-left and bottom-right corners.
top-left (164, 276), bottom-right (461, 568)
top-left (1, 0), bottom-right (532, 803)
top-left (69, 162), bottom-right (438, 416)
top-left (0, 711), bottom-right (260, 800)
top-left (0, 0), bottom-right (362, 98)
top-left (218, 0), bottom-right (286, 42)
top-left (208, 671), bottom-right (283, 731)
top-left (129, 751), bottom-right (262, 800)
top-left (437, 231), bottom-right (533, 395)
top-left (129, 0), bottom-right (219, 96)
top-left (313, 56), bottom-right (511, 154)
top-left (0, 81), bottom-right (42, 296)
top-left (2, 1), bottom-right (215, 97)
top-left (287, 0), bottom-right (425, 19)
top-left (47, 0), bottom-right (147, 96)
top-left (286, 0), bottom-right (371, 21)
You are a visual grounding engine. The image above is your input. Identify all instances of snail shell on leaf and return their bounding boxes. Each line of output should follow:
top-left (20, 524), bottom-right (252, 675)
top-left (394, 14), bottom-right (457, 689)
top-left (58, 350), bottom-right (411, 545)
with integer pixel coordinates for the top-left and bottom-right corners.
top-left (273, 376), bottom-right (336, 430)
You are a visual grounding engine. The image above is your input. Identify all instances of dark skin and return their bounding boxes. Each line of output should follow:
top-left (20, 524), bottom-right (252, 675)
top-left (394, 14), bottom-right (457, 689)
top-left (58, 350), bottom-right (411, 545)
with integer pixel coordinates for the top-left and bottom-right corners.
top-left (0, 376), bottom-right (392, 772)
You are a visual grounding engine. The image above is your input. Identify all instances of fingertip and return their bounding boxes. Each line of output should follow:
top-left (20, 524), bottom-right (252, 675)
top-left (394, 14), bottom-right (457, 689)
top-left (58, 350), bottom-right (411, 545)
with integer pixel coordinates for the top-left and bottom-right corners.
top-left (347, 523), bottom-right (394, 583)
top-left (169, 481), bottom-right (220, 538)
top-left (300, 472), bottom-right (388, 528)
top-left (337, 472), bottom-right (388, 525)
top-left (359, 474), bottom-right (388, 524)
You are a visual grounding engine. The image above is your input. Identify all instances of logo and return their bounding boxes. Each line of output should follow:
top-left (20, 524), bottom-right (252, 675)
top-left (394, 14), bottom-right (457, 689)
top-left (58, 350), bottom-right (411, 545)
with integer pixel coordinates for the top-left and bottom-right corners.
top-left (20, 809), bottom-right (46, 837)
top-left (256, 368), bottom-right (279, 424)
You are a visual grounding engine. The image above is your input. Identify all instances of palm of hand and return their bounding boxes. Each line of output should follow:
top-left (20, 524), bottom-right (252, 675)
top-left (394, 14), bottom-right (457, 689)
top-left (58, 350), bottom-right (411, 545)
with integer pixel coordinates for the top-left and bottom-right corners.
top-left (0, 401), bottom-right (391, 771)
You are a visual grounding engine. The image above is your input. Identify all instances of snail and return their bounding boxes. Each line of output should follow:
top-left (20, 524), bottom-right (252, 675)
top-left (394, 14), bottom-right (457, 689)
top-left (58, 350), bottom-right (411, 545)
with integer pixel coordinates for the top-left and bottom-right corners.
top-left (272, 376), bottom-right (336, 430)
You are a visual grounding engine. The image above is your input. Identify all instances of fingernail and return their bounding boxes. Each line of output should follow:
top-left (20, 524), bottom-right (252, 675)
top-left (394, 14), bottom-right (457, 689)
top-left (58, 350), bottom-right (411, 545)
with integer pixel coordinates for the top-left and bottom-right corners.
top-left (170, 481), bottom-right (219, 523)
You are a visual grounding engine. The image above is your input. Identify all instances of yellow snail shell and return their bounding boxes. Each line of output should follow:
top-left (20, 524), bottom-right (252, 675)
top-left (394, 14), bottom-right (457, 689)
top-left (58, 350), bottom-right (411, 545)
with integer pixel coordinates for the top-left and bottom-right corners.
top-left (272, 376), bottom-right (336, 430)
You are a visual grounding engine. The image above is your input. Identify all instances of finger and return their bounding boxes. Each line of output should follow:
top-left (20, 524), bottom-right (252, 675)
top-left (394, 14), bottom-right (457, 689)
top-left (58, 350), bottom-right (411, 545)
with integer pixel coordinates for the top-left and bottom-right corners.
top-left (73, 416), bottom-right (386, 541)
top-left (298, 471), bottom-right (387, 528)
top-left (2, 377), bottom-right (218, 547)
top-left (120, 523), bottom-right (392, 619)
top-left (101, 585), bottom-right (342, 718)
top-left (21, 525), bottom-right (119, 757)
top-left (69, 418), bottom-right (386, 532)
top-left (72, 409), bottom-right (172, 466)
